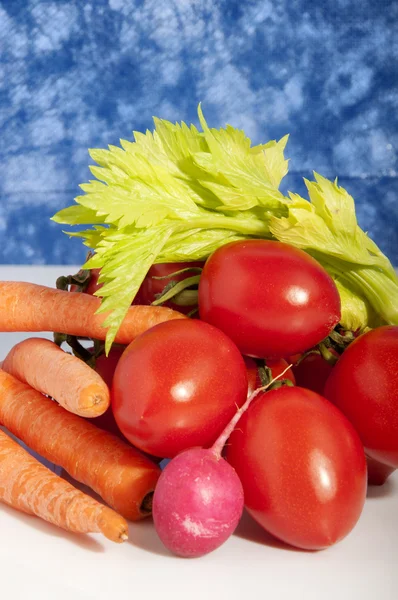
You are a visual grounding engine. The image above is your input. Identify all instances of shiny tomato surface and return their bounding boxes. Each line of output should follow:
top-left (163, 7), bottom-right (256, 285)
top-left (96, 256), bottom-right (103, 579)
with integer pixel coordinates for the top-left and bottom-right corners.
top-left (324, 326), bottom-right (398, 468)
top-left (111, 319), bottom-right (248, 458)
top-left (198, 240), bottom-right (341, 358)
top-left (227, 386), bottom-right (367, 550)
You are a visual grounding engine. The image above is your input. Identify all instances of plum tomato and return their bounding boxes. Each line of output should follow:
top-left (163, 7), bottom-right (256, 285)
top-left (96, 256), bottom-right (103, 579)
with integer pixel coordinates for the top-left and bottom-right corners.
top-left (244, 356), bottom-right (295, 396)
top-left (198, 240), bottom-right (341, 359)
top-left (366, 455), bottom-right (396, 486)
top-left (87, 346), bottom-right (127, 439)
top-left (324, 325), bottom-right (398, 468)
top-left (138, 262), bottom-right (204, 314)
top-left (111, 319), bottom-right (248, 458)
top-left (291, 352), bottom-right (336, 395)
top-left (95, 346), bottom-right (126, 388)
top-left (226, 386), bottom-right (367, 550)
top-left (70, 262), bottom-right (203, 309)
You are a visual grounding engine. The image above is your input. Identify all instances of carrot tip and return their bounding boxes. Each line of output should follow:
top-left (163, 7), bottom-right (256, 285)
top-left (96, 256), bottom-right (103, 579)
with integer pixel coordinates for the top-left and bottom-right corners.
top-left (120, 533), bottom-right (129, 542)
top-left (92, 394), bottom-right (104, 406)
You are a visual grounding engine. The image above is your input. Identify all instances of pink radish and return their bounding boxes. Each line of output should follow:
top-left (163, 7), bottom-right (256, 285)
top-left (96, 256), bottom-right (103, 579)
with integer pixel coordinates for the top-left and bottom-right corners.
top-left (152, 365), bottom-right (292, 558)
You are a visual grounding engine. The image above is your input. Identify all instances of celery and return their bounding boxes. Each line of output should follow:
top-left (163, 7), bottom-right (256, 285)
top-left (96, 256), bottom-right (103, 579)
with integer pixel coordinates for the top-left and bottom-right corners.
top-left (53, 106), bottom-right (398, 351)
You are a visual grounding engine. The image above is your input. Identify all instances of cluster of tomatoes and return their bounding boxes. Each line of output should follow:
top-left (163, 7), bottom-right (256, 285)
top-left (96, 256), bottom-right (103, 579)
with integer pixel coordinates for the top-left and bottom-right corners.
top-left (70, 239), bottom-right (398, 551)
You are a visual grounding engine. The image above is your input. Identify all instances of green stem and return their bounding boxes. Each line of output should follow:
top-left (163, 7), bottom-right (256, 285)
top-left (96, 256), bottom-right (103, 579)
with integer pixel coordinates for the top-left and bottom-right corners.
top-left (151, 275), bottom-right (201, 306)
top-left (171, 289), bottom-right (199, 307)
top-left (152, 267), bottom-right (203, 280)
top-left (318, 342), bottom-right (339, 366)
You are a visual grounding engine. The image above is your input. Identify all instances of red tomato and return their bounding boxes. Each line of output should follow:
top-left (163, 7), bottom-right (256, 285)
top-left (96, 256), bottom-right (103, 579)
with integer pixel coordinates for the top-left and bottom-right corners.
top-left (87, 346), bottom-right (127, 438)
top-left (226, 386), bottom-right (367, 550)
top-left (324, 326), bottom-right (398, 468)
top-left (75, 262), bottom-right (202, 309)
top-left (291, 352), bottom-right (335, 395)
top-left (244, 356), bottom-right (295, 396)
top-left (139, 262), bottom-right (203, 314)
top-left (95, 346), bottom-right (125, 388)
top-left (366, 455), bottom-right (396, 486)
top-left (111, 319), bottom-right (248, 458)
top-left (85, 268), bottom-right (102, 295)
top-left (198, 240), bottom-right (341, 358)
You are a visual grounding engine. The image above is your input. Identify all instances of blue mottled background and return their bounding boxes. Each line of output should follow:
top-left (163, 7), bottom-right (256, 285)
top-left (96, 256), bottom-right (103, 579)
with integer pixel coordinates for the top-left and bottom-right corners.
top-left (0, 0), bottom-right (397, 265)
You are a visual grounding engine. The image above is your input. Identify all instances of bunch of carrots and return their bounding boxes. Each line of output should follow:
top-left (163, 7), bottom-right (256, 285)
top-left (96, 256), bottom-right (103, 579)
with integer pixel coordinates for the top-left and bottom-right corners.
top-left (0, 281), bottom-right (186, 543)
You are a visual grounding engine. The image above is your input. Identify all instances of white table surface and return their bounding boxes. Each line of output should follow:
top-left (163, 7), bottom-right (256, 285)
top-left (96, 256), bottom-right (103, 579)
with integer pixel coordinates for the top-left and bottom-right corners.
top-left (0, 266), bottom-right (397, 600)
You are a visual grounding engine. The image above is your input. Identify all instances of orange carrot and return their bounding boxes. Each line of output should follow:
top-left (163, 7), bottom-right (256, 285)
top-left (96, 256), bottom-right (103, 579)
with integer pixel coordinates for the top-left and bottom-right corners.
top-left (0, 369), bottom-right (161, 521)
top-left (2, 338), bottom-right (110, 418)
top-left (0, 428), bottom-right (128, 542)
top-left (0, 281), bottom-right (186, 343)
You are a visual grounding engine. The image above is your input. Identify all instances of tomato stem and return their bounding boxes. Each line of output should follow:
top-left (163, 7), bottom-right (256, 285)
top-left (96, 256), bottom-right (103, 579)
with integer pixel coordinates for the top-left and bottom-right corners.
top-left (293, 349), bottom-right (321, 367)
top-left (318, 343), bottom-right (339, 366)
top-left (257, 361), bottom-right (294, 390)
top-left (56, 251), bottom-right (94, 293)
top-left (170, 289), bottom-right (199, 307)
top-left (64, 335), bottom-right (94, 364)
top-left (151, 267), bottom-right (203, 280)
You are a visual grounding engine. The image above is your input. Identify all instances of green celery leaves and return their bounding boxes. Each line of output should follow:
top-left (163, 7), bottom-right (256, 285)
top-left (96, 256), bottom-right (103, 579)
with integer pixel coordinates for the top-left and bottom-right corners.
top-left (270, 174), bottom-right (398, 329)
top-left (53, 106), bottom-right (289, 351)
top-left (53, 106), bottom-right (398, 351)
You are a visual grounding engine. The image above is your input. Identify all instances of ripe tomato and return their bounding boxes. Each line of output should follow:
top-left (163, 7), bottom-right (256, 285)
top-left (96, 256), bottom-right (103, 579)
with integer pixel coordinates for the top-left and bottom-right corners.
top-left (87, 346), bottom-right (127, 438)
top-left (291, 352), bottom-right (336, 395)
top-left (198, 240), bottom-right (341, 358)
top-left (95, 346), bottom-right (125, 388)
top-left (74, 262), bottom-right (202, 311)
top-left (226, 386), bottom-right (367, 550)
top-left (111, 319), bottom-right (248, 458)
top-left (324, 326), bottom-right (398, 468)
top-left (138, 262), bottom-right (203, 314)
top-left (366, 455), bottom-right (396, 486)
top-left (244, 356), bottom-right (295, 396)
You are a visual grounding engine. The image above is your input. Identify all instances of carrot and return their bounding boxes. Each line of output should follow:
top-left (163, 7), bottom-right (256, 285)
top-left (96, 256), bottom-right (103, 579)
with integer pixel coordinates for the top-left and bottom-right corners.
top-left (0, 428), bottom-right (128, 542)
top-left (2, 338), bottom-right (110, 418)
top-left (0, 281), bottom-right (186, 343)
top-left (0, 369), bottom-right (161, 521)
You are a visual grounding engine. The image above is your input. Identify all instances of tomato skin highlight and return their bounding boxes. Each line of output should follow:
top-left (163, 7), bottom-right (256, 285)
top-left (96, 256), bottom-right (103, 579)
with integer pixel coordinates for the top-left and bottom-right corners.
top-left (324, 326), bottom-right (398, 468)
top-left (226, 386), bottom-right (367, 551)
top-left (111, 320), bottom-right (248, 458)
top-left (198, 240), bottom-right (341, 359)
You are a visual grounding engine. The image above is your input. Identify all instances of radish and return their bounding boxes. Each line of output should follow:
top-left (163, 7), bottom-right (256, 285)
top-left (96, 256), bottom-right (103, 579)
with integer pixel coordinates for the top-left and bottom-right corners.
top-left (152, 366), bottom-right (292, 558)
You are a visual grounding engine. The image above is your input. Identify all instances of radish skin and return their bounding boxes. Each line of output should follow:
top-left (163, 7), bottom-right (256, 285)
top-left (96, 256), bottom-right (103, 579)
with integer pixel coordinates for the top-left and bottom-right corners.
top-left (152, 365), bottom-right (293, 557)
top-left (152, 449), bottom-right (243, 558)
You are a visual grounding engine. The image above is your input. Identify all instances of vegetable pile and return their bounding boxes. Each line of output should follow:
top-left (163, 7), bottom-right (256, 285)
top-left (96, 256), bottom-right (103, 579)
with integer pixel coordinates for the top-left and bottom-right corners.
top-left (0, 108), bottom-right (397, 557)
